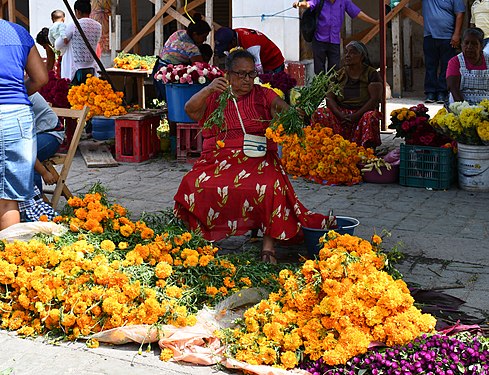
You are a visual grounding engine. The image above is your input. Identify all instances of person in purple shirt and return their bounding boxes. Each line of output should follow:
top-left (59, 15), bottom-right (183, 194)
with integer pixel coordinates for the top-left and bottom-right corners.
top-left (293, 0), bottom-right (378, 74)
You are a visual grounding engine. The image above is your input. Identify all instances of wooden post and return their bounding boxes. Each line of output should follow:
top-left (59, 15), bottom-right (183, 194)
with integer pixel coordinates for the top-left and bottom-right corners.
top-left (154, 0), bottom-right (164, 55)
top-left (130, 0), bottom-right (140, 54)
top-left (110, 1), bottom-right (121, 61)
top-left (206, 0), bottom-right (214, 63)
top-left (7, 0), bottom-right (15, 22)
top-left (402, 9), bottom-right (413, 91)
top-left (176, 0), bottom-right (183, 29)
top-left (379, 0), bottom-right (387, 131)
top-left (391, 13), bottom-right (402, 98)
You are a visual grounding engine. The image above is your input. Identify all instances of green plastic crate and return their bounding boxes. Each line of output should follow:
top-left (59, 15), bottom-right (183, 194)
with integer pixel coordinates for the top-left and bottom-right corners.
top-left (399, 144), bottom-right (455, 189)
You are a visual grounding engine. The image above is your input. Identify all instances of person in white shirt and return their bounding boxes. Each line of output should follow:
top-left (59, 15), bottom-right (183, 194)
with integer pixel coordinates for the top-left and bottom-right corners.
top-left (470, 0), bottom-right (489, 54)
top-left (48, 9), bottom-right (68, 53)
top-left (56, 0), bottom-right (101, 85)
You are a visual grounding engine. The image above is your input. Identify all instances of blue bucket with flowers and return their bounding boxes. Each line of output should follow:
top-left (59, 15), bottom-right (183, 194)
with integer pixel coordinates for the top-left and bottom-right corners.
top-left (155, 62), bottom-right (224, 123)
top-left (303, 216), bottom-right (360, 258)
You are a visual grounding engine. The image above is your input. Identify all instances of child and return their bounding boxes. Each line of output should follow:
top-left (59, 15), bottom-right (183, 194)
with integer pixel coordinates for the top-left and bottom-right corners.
top-left (198, 43), bottom-right (213, 63)
top-left (48, 10), bottom-right (68, 52)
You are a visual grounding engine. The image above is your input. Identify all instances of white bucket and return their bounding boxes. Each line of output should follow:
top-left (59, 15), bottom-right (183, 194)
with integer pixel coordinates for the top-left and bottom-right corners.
top-left (457, 143), bottom-right (489, 191)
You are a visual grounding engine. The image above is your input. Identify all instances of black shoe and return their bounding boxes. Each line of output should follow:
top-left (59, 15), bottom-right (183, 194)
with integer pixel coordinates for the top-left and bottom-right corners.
top-left (437, 93), bottom-right (448, 104)
top-left (425, 93), bottom-right (436, 103)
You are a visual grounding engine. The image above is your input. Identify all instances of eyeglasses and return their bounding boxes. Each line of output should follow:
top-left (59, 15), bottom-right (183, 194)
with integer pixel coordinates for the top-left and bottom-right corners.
top-left (230, 70), bottom-right (258, 79)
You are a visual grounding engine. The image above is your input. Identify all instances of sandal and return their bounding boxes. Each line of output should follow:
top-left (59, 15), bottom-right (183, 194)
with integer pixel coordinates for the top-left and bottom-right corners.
top-left (261, 250), bottom-right (277, 264)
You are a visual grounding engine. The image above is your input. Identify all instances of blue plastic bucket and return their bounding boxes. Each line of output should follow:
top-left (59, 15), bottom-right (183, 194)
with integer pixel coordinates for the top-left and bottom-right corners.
top-left (303, 216), bottom-right (360, 258)
top-left (92, 116), bottom-right (115, 140)
top-left (165, 83), bottom-right (208, 123)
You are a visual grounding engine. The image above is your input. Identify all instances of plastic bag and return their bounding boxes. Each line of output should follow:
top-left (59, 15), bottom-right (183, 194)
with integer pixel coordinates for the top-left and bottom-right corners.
top-left (0, 222), bottom-right (67, 242)
top-left (383, 148), bottom-right (400, 166)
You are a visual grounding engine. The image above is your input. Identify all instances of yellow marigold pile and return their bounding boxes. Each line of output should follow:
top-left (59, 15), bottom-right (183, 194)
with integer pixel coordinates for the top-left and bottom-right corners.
top-left (113, 53), bottom-right (157, 71)
top-left (68, 75), bottom-right (127, 119)
top-left (266, 124), bottom-right (374, 185)
top-left (218, 232), bottom-right (436, 369)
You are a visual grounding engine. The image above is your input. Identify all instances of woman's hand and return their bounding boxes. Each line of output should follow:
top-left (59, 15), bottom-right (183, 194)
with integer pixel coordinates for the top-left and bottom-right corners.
top-left (41, 170), bottom-right (57, 185)
top-left (208, 77), bottom-right (229, 94)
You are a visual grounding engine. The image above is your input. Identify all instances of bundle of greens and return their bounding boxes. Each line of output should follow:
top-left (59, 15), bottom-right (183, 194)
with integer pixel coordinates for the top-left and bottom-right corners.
top-left (272, 69), bottom-right (341, 136)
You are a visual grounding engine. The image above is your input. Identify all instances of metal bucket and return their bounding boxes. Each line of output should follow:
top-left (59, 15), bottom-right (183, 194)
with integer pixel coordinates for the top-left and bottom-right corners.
top-left (457, 143), bottom-right (489, 192)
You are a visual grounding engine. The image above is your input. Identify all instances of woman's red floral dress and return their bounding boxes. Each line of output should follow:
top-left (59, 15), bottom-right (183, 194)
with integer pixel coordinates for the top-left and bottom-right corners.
top-left (174, 85), bottom-right (328, 241)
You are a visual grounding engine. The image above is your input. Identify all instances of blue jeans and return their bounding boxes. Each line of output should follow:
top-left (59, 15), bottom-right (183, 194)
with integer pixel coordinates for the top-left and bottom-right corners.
top-left (312, 38), bottom-right (341, 74)
top-left (0, 105), bottom-right (36, 200)
top-left (423, 36), bottom-right (456, 95)
top-left (35, 133), bottom-right (60, 193)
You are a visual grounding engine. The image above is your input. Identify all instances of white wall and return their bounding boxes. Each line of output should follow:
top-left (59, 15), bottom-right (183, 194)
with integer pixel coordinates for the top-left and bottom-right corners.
top-left (29, 0), bottom-right (75, 57)
top-left (232, 0), bottom-right (300, 61)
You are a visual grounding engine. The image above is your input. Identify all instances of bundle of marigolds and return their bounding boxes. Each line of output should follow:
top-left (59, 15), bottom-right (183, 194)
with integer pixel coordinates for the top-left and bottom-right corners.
top-left (0, 186), bottom-right (283, 340)
top-left (266, 124), bottom-right (373, 185)
top-left (431, 99), bottom-right (489, 145)
top-left (68, 75), bottom-right (127, 119)
top-left (218, 232), bottom-right (436, 370)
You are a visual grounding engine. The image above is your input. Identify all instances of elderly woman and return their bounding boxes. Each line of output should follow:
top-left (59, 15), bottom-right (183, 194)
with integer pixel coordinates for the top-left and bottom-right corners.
top-left (447, 27), bottom-right (489, 105)
top-left (311, 41), bottom-right (382, 149)
top-left (174, 49), bottom-right (328, 263)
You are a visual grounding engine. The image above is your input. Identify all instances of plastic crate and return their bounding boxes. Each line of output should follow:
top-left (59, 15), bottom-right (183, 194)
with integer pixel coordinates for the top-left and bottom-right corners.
top-left (399, 144), bottom-right (455, 189)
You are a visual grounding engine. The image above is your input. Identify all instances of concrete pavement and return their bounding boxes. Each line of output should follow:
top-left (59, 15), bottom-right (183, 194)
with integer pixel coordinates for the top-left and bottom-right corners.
top-left (1, 97), bottom-right (488, 374)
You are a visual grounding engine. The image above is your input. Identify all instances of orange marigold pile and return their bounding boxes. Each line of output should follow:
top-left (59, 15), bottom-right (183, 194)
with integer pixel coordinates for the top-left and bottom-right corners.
top-left (68, 75), bottom-right (127, 119)
top-left (266, 124), bottom-right (375, 185)
top-left (218, 232), bottom-right (436, 369)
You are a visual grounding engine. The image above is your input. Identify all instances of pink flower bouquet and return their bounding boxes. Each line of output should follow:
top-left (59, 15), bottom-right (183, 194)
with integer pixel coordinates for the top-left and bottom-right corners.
top-left (154, 62), bottom-right (224, 85)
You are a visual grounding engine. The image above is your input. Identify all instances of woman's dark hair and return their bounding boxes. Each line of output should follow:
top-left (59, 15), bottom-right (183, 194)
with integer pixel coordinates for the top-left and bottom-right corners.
top-left (225, 49), bottom-right (255, 71)
top-left (198, 43), bottom-right (213, 62)
top-left (74, 0), bottom-right (91, 15)
top-left (462, 27), bottom-right (485, 45)
top-left (36, 27), bottom-right (51, 46)
top-left (186, 13), bottom-right (211, 36)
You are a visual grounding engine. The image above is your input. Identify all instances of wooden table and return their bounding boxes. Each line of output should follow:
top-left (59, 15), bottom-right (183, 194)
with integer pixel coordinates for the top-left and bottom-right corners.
top-left (103, 68), bottom-right (153, 109)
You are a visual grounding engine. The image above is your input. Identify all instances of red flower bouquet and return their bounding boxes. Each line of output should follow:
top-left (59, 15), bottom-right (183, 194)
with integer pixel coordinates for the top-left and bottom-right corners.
top-left (389, 103), bottom-right (452, 147)
top-left (39, 70), bottom-right (71, 108)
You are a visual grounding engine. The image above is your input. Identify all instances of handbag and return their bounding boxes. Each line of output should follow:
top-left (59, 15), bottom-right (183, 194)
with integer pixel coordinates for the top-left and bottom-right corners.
top-left (300, 0), bottom-right (325, 43)
top-left (232, 97), bottom-right (267, 158)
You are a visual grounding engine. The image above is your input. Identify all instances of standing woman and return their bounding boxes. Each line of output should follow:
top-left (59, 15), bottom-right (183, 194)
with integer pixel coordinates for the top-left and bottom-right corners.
top-left (56, 0), bottom-right (102, 85)
top-left (0, 18), bottom-right (48, 230)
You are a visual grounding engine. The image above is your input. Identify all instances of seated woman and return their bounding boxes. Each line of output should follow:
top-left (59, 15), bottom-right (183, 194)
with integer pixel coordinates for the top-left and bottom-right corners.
top-left (447, 27), bottom-right (489, 106)
top-left (29, 92), bottom-right (65, 193)
top-left (173, 50), bottom-right (328, 263)
top-left (311, 41), bottom-right (382, 149)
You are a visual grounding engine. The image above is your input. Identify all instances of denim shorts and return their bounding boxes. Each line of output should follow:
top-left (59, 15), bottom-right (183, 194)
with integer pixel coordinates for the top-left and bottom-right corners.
top-left (0, 105), bottom-right (36, 200)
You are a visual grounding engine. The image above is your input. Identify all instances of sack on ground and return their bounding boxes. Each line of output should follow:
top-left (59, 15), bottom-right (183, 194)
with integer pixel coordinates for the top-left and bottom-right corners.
top-left (300, 8), bottom-right (317, 43)
top-left (243, 134), bottom-right (267, 157)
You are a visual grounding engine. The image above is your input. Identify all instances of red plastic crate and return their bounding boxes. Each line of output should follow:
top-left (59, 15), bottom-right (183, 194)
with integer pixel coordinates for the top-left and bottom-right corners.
top-left (115, 111), bottom-right (162, 163)
top-left (176, 122), bottom-right (203, 163)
